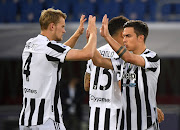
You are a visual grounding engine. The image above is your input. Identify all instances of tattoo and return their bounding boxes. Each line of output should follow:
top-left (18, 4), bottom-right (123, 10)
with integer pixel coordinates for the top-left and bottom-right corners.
top-left (119, 48), bottom-right (127, 57)
top-left (116, 46), bottom-right (123, 55)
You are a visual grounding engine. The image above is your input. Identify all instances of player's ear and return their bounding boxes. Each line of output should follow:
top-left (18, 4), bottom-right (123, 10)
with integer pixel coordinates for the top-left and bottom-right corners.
top-left (138, 35), bottom-right (144, 42)
top-left (120, 31), bottom-right (124, 38)
top-left (48, 23), bottom-right (55, 31)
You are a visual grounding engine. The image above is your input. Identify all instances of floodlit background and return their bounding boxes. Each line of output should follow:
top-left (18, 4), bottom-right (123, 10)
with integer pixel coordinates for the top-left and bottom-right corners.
top-left (0, 0), bottom-right (180, 130)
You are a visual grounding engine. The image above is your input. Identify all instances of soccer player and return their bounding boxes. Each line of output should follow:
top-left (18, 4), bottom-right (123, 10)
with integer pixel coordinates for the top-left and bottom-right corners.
top-left (92, 14), bottom-right (162, 130)
top-left (19, 8), bottom-right (97, 130)
top-left (84, 16), bottom-right (129, 130)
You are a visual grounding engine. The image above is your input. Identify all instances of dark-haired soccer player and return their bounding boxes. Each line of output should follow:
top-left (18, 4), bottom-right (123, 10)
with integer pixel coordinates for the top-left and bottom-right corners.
top-left (92, 14), bottom-right (161, 130)
top-left (84, 16), bottom-right (129, 130)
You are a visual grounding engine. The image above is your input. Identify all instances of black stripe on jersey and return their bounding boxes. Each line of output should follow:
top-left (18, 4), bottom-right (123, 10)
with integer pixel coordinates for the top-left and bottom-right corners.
top-left (54, 62), bottom-right (62, 123)
top-left (121, 80), bottom-right (123, 92)
top-left (141, 68), bottom-right (152, 128)
top-left (126, 87), bottom-right (131, 130)
top-left (37, 99), bottom-right (45, 125)
top-left (135, 68), bottom-right (142, 130)
top-left (116, 109), bottom-right (120, 129)
top-left (46, 55), bottom-right (59, 61)
top-left (104, 108), bottom-right (110, 130)
top-left (146, 54), bottom-right (160, 62)
top-left (147, 68), bottom-right (157, 72)
top-left (120, 109), bottom-right (124, 130)
top-left (28, 98), bottom-right (35, 126)
top-left (126, 68), bottom-right (131, 130)
top-left (94, 107), bottom-right (100, 130)
top-left (144, 50), bottom-right (150, 54)
top-left (93, 67), bottom-right (100, 90)
top-left (47, 42), bottom-right (66, 53)
top-left (21, 97), bottom-right (27, 125)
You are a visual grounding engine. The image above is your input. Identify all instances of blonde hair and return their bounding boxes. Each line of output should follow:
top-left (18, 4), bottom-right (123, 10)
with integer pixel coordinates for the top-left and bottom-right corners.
top-left (39, 8), bottom-right (67, 30)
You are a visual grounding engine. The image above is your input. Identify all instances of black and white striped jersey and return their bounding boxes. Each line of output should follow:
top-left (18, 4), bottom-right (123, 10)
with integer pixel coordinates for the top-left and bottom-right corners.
top-left (19, 35), bottom-right (71, 126)
top-left (113, 49), bottom-right (160, 130)
top-left (86, 44), bottom-right (124, 130)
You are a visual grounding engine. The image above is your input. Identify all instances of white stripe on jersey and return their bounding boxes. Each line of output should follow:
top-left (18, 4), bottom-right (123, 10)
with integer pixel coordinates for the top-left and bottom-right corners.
top-left (112, 48), bottom-right (160, 130)
top-left (89, 107), bottom-right (121, 130)
top-left (19, 35), bottom-right (71, 126)
top-left (86, 44), bottom-right (124, 130)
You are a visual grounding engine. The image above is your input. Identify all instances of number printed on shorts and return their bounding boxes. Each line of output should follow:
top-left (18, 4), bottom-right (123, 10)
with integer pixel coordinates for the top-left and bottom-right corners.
top-left (23, 53), bottom-right (32, 81)
top-left (93, 67), bottom-right (112, 90)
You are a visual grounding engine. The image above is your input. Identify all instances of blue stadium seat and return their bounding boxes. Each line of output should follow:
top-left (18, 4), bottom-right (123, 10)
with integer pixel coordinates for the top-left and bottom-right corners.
top-left (71, 0), bottom-right (96, 21)
top-left (161, 4), bottom-right (171, 16)
top-left (146, 0), bottom-right (157, 21)
top-left (19, 0), bottom-right (43, 23)
top-left (175, 4), bottom-right (180, 14)
top-left (44, 0), bottom-right (70, 15)
top-left (0, 0), bottom-right (18, 23)
top-left (123, 0), bottom-right (146, 20)
top-left (0, 0), bottom-right (7, 23)
top-left (96, 0), bottom-right (123, 21)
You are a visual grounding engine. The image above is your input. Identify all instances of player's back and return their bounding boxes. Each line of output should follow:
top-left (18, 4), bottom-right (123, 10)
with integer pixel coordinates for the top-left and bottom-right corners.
top-left (86, 44), bottom-right (123, 130)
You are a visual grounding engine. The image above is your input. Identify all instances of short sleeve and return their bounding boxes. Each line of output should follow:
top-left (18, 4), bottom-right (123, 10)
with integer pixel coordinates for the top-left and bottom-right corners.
top-left (141, 51), bottom-right (160, 70)
top-left (86, 59), bottom-right (92, 74)
top-left (111, 58), bottom-right (124, 81)
top-left (45, 41), bottom-right (71, 63)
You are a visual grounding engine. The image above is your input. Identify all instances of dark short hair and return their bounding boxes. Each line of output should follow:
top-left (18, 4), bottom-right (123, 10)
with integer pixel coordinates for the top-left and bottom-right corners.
top-left (108, 16), bottom-right (129, 36)
top-left (123, 20), bottom-right (149, 42)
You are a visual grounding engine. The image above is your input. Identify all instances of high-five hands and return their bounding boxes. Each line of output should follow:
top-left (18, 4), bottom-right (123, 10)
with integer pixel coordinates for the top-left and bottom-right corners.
top-left (77, 14), bottom-right (87, 35)
top-left (100, 14), bottom-right (110, 38)
top-left (86, 15), bottom-right (97, 40)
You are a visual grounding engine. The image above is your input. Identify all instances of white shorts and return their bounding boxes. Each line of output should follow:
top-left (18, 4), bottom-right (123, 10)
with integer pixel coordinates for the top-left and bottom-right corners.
top-left (19, 118), bottom-right (66, 130)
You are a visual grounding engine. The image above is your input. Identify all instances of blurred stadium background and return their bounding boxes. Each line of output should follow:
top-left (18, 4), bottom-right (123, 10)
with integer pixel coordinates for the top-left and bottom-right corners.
top-left (0, 0), bottom-right (180, 130)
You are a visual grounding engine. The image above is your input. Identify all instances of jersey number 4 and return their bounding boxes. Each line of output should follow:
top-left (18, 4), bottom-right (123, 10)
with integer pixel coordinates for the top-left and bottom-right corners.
top-left (93, 67), bottom-right (111, 90)
top-left (23, 53), bottom-right (32, 81)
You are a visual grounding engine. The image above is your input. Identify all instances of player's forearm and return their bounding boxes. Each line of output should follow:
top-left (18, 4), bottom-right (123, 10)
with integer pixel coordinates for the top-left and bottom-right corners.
top-left (105, 34), bottom-right (121, 53)
top-left (92, 50), bottom-right (113, 70)
top-left (92, 50), bottom-right (104, 67)
top-left (105, 35), bottom-right (145, 67)
top-left (83, 33), bottom-right (97, 59)
top-left (121, 52), bottom-right (145, 67)
top-left (64, 30), bottom-right (81, 48)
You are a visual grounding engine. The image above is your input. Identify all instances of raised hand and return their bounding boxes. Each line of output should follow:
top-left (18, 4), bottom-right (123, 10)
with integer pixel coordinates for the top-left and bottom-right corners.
top-left (100, 14), bottom-right (110, 38)
top-left (77, 14), bottom-right (87, 35)
top-left (87, 15), bottom-right (97, 35)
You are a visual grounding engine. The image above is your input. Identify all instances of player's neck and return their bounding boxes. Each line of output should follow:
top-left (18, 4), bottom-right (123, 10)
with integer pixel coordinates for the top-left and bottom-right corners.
top-left (40, 31), bottom-right (53, 41)
top-left (133, 43), bottom-right (146, 55)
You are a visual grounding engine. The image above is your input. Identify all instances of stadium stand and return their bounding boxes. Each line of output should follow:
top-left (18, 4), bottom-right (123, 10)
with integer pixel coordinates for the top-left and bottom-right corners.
top-left (96, 0), bottom-right (123, 21)
top-left (19, 0), bottom-right (43, 22)
top-left (0, 0), bottom-right (18, 23)
top-left (71, 0), bottom-right (96, 21)
top-left (0, 0), bottom-right (180, 22)
top-left (0, 0), bottom-right (180, 130)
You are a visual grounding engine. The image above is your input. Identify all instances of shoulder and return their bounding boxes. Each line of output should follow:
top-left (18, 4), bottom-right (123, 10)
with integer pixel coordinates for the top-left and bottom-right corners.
top-left (47, 41), bottom-right (71, 52)
top-left (141, 49), bottom-right (159, 58)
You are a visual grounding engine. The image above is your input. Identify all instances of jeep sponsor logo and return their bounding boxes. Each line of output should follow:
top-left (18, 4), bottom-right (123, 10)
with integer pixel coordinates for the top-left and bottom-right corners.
top-left (90, 94), bottom-right (110, 103)
top-left (122, 73), bottom-right (136, 80)
top-left (24, 88), bottom-right (37, 94)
